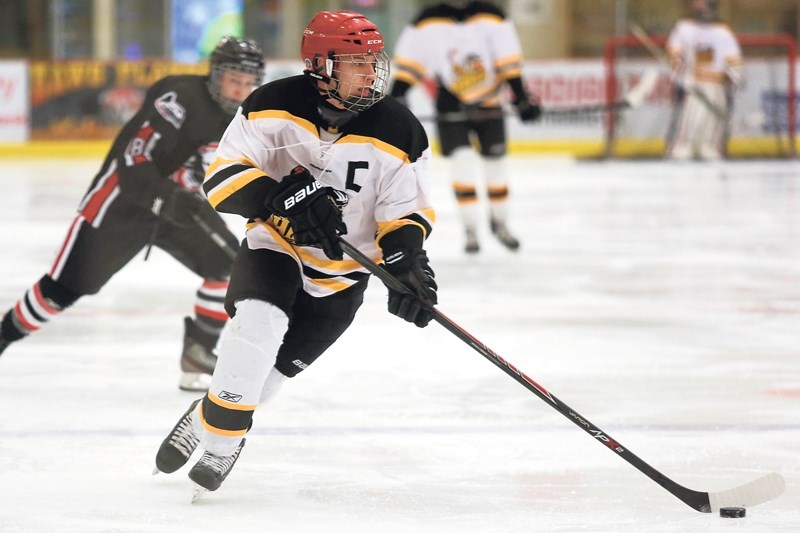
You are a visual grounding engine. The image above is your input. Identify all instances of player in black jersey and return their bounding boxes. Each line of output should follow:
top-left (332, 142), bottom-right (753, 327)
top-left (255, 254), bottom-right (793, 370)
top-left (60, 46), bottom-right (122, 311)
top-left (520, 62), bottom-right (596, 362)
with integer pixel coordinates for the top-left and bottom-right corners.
top-left (390, 1), bottom-right (541, 253)
top-left (153, 11), bottom-right (437, 501)
top-left (0, 36), bottom-right (264, 392)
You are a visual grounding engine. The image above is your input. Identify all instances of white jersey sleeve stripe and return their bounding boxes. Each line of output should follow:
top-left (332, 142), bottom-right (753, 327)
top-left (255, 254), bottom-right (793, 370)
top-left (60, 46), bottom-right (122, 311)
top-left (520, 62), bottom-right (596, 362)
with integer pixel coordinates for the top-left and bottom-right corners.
top-left (246, 110), bottom-right (319, 138)
top-left (338, 135), bottom-right (411, 164)
top-left (496, 54), bottom-right (523, 67)
top-left (206, 155), bottom-right (260, 177)
top-left (207, 167), bottom-right (268, 208)
top-left (417, 17), bottom-right (453, 29)
top-left (466, 13), bottom-right (504, 24)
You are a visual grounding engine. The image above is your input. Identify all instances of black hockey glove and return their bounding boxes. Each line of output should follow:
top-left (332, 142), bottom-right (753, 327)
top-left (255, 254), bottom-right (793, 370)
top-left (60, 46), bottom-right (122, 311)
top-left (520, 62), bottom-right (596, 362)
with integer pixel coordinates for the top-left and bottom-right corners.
top-left (515, 99), bottom-right (541, 123)
top-left (383, 248), bottom-right (438, 328)
top-left (265, 166), bottom-right (347, 260)
top-left (159, 187), bottom-right (209, 227)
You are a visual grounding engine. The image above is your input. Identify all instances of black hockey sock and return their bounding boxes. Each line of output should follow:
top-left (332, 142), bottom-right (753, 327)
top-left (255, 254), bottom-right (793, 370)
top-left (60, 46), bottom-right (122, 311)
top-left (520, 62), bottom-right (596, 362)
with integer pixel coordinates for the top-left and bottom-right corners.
top-left (4, 276), bottom-right (80, 338)
top-left (1, 311), bottom-right (27, 342)
top-left (194, 280), bottom-right (229, 344)
top-left (185, 316), bottom-right (220, 351)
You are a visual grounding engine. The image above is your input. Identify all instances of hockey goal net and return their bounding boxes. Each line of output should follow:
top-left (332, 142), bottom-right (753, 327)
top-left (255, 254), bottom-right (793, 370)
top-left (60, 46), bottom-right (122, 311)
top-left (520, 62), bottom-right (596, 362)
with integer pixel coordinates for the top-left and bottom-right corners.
top-left (604, 33), bottom-right (796, 158)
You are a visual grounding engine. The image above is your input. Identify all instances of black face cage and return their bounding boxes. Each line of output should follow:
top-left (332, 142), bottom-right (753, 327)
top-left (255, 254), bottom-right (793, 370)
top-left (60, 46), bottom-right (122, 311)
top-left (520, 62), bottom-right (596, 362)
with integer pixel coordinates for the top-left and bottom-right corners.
top-left (321, 50), bottom-right (390, 112)
top-left (208, 61), bottom-right (265, 114)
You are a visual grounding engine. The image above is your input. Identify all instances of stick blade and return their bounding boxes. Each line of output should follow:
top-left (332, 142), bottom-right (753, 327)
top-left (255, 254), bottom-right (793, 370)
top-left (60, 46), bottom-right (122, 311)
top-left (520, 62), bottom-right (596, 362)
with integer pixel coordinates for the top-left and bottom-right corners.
top-left (708, 472), bottom-right (785, 511)
top-left (625, 69), bottom-right (659, 109)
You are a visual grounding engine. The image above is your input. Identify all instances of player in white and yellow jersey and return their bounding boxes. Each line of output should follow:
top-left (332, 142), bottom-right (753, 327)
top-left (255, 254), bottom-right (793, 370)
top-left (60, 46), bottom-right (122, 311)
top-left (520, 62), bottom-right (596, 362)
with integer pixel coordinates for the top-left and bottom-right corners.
top-left (390, 1), bottom-right (540, 253)
top-left (665, 0), bottom-right (742, 160)
top-left (154, 10), bottom-right (438, 500)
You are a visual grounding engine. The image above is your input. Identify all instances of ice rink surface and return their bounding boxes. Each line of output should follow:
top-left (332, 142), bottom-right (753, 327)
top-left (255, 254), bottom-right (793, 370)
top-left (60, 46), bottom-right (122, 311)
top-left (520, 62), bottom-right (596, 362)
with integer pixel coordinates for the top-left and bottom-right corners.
top-left (0, 155), bottom-right (798, 532)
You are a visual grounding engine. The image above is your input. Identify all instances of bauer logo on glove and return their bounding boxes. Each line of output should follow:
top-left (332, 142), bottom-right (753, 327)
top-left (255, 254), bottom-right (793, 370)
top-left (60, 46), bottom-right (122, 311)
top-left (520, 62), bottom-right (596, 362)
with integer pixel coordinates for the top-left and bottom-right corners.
top-left (264, 165), bottom-right (348, 260)
top-left (282, 166), bottom-right (324, 210)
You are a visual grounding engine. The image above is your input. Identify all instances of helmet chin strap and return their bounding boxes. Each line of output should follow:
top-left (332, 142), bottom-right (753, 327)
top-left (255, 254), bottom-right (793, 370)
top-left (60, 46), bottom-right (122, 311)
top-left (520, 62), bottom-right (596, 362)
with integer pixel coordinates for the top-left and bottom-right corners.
top-left (304, 70), bottom-right (360, 129)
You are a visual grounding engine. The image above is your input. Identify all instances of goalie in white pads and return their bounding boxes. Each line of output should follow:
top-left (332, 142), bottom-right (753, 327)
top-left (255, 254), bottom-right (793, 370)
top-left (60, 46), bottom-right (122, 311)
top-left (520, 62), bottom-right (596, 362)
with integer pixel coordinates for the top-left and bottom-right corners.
top-left (665, 0), bottom-right (742, 160)
top-left (154, 10), bottom-right (438, 500)
top-left (390, 1), bottom-right (540, 253)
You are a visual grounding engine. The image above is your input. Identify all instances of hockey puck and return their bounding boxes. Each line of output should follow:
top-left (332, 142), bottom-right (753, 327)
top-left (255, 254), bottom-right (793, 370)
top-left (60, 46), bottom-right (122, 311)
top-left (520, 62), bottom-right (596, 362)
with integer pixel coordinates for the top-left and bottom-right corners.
top-left (719, 507), bottom-right (746, 518)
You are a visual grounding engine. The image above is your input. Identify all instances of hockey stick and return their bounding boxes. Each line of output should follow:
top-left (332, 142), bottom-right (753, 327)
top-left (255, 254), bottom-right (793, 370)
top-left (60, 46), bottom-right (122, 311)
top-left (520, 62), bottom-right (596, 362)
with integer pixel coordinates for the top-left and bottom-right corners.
top-left (192, 213), bottom-right (238, 260)
top-left (416, 69), bottom-right (659, 123)
top-left (629, 22), bottom-right (727, 120)
top-left (338, 236), bottom-right (785, 513)
top-left (143, 212), bottom-right (238, 261)
top-left (143, 222), bottom-right (159, 261)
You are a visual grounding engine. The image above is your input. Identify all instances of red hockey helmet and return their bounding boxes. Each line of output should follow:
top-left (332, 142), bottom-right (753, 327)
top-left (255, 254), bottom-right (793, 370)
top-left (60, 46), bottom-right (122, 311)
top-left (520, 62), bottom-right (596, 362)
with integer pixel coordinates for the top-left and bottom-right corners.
top-left (301, 11), bottom-right (390, 112)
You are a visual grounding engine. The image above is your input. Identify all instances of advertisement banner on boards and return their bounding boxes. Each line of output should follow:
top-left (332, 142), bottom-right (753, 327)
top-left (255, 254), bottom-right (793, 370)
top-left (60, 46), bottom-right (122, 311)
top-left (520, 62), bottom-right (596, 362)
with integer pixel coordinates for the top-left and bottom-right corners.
top-left (0, 60), bottom-right (30, 142)
top-left (29, 61), bottom-right (206, 140)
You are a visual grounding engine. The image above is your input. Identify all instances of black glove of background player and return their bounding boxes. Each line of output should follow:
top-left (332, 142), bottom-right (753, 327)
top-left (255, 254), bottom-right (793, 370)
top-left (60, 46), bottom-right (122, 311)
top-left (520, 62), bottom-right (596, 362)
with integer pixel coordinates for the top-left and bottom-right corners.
top-left (507, 76), bottom-right (541, 123)
top-left (159, 187), bottom-right (209, 227)
top-left (265, 165), bottom-right (347, 260)
top-left (515, 99), bottom-right (541, 123)
top-left (383, 248), bottom-right (438, 328)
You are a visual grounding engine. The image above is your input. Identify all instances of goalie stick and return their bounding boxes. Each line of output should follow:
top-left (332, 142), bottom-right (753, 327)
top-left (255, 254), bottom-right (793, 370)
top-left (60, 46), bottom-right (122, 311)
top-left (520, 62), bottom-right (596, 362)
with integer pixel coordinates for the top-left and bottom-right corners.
top-left (629, 22), bottom-right (728, 120)
top-left (415, 69), bottom-right (659, 123)
top-left (338, 236), bottom-right (786, 513)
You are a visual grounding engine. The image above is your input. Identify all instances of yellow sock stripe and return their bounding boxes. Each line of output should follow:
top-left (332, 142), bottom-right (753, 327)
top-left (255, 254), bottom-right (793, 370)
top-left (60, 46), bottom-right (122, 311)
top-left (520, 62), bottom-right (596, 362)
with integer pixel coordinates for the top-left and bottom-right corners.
top-left (207, 392), bottom-right (257, 411)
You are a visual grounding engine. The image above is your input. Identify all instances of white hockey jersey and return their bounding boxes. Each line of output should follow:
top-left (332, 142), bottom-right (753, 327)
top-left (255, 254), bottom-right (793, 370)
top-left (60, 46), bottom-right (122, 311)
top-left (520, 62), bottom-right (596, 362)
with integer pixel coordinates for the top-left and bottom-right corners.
top-left (203, 75), bottom-right (435, 298)
top-left (667, 19), bottom-right (743, 85)
top-left (392, 1), bottom-right (524, 107)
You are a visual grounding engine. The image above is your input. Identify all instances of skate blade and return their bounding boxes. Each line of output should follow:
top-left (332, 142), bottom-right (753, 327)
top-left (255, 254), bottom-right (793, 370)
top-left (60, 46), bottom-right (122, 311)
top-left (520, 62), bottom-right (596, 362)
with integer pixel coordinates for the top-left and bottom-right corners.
top-left (191, 483), bottom-right (208, 503)
top-left (179, 372), bottom-right (212, 392)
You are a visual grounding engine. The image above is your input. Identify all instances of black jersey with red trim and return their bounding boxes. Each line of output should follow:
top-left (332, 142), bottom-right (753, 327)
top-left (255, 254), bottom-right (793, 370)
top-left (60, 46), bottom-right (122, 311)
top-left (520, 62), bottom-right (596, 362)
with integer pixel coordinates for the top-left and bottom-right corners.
top-left (77, 75), bottom-right (232, 226)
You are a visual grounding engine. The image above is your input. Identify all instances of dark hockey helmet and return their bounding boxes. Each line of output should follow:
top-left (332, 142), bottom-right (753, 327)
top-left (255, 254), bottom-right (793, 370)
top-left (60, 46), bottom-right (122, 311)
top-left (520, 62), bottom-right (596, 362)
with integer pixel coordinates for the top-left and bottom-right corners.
top-left (300, 10), bottom-right (390, 112)
top-left (690, 0), bottom-right (717, 22)
top-left (208, 36), bottom-right (265, 114)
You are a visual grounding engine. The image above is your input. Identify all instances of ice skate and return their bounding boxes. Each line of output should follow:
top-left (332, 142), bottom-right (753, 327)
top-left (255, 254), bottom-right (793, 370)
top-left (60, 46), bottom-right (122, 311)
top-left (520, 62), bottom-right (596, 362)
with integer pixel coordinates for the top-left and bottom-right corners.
top-left (188, 439), bottom-right (246, 502)
top-left (179, 317), bottom-right (218, 391)
top-left (154, 399), bottom-right (201, 475)
top-left (490, 219), bottom-right (520, 251)
top-left (699, 146), bottom-right (722, 161)
top-left (464, 228), bottom-right (480, 254)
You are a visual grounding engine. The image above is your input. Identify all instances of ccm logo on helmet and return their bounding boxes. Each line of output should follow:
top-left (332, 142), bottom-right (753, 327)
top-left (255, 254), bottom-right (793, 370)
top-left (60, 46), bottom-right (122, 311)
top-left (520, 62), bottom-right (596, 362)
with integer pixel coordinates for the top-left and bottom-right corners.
top-left (367, 39), bottom-right (382, 45)
top-left (284, 180), bottom-right (323, 210)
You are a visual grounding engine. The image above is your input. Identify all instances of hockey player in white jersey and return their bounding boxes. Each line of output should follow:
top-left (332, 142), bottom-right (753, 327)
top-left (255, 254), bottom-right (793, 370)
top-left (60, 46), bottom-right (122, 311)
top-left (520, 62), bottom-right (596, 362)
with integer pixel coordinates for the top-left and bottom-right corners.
top-left (153, 10), bottom-right (437, 500)
top-left (390, 0), bottom-right (540, 253)
top-left (665, 0), bottom-right (742, 160)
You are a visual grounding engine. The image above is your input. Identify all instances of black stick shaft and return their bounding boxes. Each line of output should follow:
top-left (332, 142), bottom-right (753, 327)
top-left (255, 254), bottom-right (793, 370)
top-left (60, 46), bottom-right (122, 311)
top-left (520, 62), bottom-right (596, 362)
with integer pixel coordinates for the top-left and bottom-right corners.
top-left (416, 101), bottom-right (630, 123)
top-left (338, 237), bottom-right (711, 513)
top-left (192, 214), bottom-right (238, 260)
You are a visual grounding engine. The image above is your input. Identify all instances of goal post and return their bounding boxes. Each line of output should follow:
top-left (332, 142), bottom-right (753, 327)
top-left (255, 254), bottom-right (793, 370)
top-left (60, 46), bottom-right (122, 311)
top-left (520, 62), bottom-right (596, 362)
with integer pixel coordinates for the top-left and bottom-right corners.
top-left (603, 33), bottom-right (797, 159)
